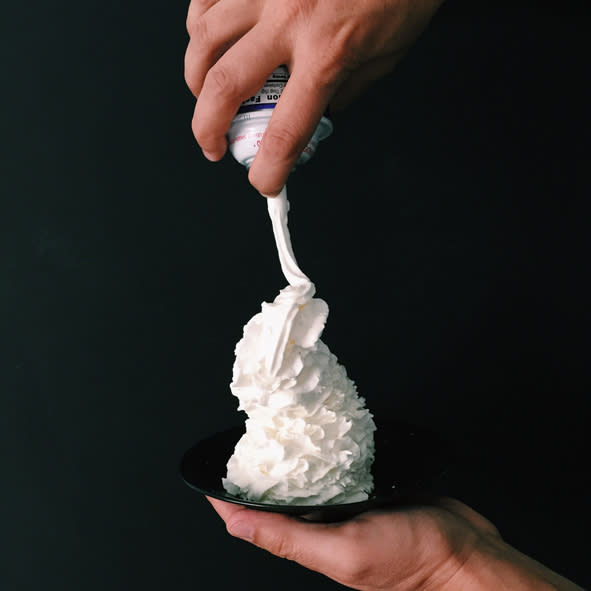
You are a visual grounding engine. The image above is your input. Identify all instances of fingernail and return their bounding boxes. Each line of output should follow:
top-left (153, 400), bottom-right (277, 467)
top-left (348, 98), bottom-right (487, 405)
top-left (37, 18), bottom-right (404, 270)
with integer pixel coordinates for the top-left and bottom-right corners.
top-left (202, 150), bottom-right (217, 162)
top-left (228, 520), bottom-right (254, 542)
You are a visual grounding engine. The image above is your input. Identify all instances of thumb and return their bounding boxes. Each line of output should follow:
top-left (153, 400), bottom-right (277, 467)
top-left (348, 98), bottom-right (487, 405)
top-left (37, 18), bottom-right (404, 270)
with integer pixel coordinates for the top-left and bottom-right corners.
top-left (208, 498), bottom-right (354, 576)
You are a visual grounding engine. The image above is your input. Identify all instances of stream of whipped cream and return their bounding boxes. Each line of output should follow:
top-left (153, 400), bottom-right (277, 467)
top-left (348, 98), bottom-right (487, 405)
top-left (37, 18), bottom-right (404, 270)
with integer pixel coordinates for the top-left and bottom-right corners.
top-left (223, 187), bottom-right (375, 505)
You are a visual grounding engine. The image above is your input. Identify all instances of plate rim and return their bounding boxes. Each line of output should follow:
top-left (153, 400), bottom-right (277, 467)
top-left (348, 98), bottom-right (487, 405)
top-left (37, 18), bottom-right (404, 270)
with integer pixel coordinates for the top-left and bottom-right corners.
top-left (179, 419), bottom-right (446, 516)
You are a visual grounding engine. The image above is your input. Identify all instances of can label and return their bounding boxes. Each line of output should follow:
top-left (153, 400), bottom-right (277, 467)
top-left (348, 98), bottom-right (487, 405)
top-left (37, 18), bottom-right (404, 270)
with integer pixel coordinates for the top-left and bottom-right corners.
top-left (237, 66), bottom-right (289, 114)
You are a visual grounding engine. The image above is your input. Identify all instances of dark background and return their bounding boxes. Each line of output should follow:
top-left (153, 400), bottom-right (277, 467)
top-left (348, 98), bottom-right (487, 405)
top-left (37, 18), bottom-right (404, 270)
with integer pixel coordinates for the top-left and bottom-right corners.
top-left (1, 1), bottom-right (589, 589)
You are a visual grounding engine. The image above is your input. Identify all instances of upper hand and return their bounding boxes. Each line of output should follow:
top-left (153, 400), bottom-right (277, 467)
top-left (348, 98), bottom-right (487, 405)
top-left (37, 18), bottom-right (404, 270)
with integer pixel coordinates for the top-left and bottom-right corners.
top-left (185, 0), bottom-right (444, 196)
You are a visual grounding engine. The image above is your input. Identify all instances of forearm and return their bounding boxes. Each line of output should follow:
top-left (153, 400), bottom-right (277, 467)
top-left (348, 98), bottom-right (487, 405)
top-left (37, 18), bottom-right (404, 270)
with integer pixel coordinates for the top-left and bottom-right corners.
top-left (445, 536), bottom-right (584, 591)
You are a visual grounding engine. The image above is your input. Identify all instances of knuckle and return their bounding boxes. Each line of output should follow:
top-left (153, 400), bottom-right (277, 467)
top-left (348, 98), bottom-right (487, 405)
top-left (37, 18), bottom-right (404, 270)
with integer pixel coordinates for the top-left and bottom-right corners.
top-left (191, 113), bottom-right (209, 146)
top-left (250, 517), bottom-right (306, 563)
top-left (268, 532), bottom-right (306, 564)
top-left (320, 40), bottom-right (357, 82)
top-left (186, 16), bottom-right (208, 46)
top-left (308, 23), bottom-right (361, 87)
top-left (184, 46), bottom-right (200, 95)
top-left (204, 65), bottom-right (239, 103)
top-left (185, 12), bottom-right (194, 34)
top-left (273, 535), bottom-right (295, 560)
top-left (186, 0), bottom-right (212, 32)
top-left (191, 112), bottom-right (223, 155)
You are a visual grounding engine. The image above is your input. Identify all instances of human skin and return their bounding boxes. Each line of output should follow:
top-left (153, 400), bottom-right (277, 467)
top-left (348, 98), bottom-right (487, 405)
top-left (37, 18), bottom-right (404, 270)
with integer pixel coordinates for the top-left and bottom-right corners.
top-left (208, 497), bottom-right (584, 591)
top-left (184, 0), bottom-right (444, 196)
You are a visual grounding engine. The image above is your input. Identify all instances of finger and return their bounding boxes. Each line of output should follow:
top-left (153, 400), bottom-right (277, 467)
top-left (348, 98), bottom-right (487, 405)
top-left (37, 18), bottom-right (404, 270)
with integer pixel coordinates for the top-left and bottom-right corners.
top-left (330, 52), bottom-right (405, 113)
top-left (232, 512), bottom-right (357, 576)
top-left (192, 26), bottom-right (287, 161)
top-left (248, 63), bottom-right (340, 196)
top-left (208, 497), bottom-right (358, 578)
top-left (185, 0), bottom-right (261, 98)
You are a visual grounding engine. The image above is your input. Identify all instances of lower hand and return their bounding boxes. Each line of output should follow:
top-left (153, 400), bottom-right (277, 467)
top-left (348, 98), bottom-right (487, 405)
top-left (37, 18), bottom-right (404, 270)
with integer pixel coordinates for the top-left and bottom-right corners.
top-left (207, 496), bottom-right (500, 591)
top-left (207, 496), bottom-right (583, 591)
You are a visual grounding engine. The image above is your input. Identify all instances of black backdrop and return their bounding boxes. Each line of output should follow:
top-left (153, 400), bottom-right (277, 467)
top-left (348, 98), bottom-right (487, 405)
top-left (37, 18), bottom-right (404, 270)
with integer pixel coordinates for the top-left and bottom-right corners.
top-left (1, 1), bottom-right (589, 589)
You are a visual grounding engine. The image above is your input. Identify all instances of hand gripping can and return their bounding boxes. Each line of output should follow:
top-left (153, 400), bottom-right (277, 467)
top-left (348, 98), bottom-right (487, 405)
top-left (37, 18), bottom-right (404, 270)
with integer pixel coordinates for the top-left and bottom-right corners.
top-left (227, 66), bottom-right (333, 169)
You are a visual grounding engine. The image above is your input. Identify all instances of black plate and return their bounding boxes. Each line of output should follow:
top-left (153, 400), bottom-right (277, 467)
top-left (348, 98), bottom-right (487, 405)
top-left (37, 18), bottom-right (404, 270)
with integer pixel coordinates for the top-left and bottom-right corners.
top-left (180, 418), bottom-right (449, 522)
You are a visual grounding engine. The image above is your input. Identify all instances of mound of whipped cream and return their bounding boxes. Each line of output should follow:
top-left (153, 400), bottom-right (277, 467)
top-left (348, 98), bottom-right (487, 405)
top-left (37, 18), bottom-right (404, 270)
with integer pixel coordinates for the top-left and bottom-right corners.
top-left (223, 187), bottom-right (375, 506)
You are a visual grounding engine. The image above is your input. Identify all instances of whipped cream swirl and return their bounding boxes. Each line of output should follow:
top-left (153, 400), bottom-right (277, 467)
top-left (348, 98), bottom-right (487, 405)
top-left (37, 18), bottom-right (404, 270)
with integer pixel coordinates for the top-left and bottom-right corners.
top-left (223, 187), bottom-right (375, 505)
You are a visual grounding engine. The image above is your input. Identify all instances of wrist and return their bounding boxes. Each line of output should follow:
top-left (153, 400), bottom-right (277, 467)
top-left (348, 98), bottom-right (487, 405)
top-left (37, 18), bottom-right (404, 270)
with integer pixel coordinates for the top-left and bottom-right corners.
top-left (440, 536), bottom-right (582, 591)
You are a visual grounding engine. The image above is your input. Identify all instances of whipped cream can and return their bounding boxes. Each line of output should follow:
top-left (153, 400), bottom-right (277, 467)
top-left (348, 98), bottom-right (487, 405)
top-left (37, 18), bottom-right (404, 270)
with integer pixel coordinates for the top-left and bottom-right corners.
top-left (227, 66), bottom-right (333, 168)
